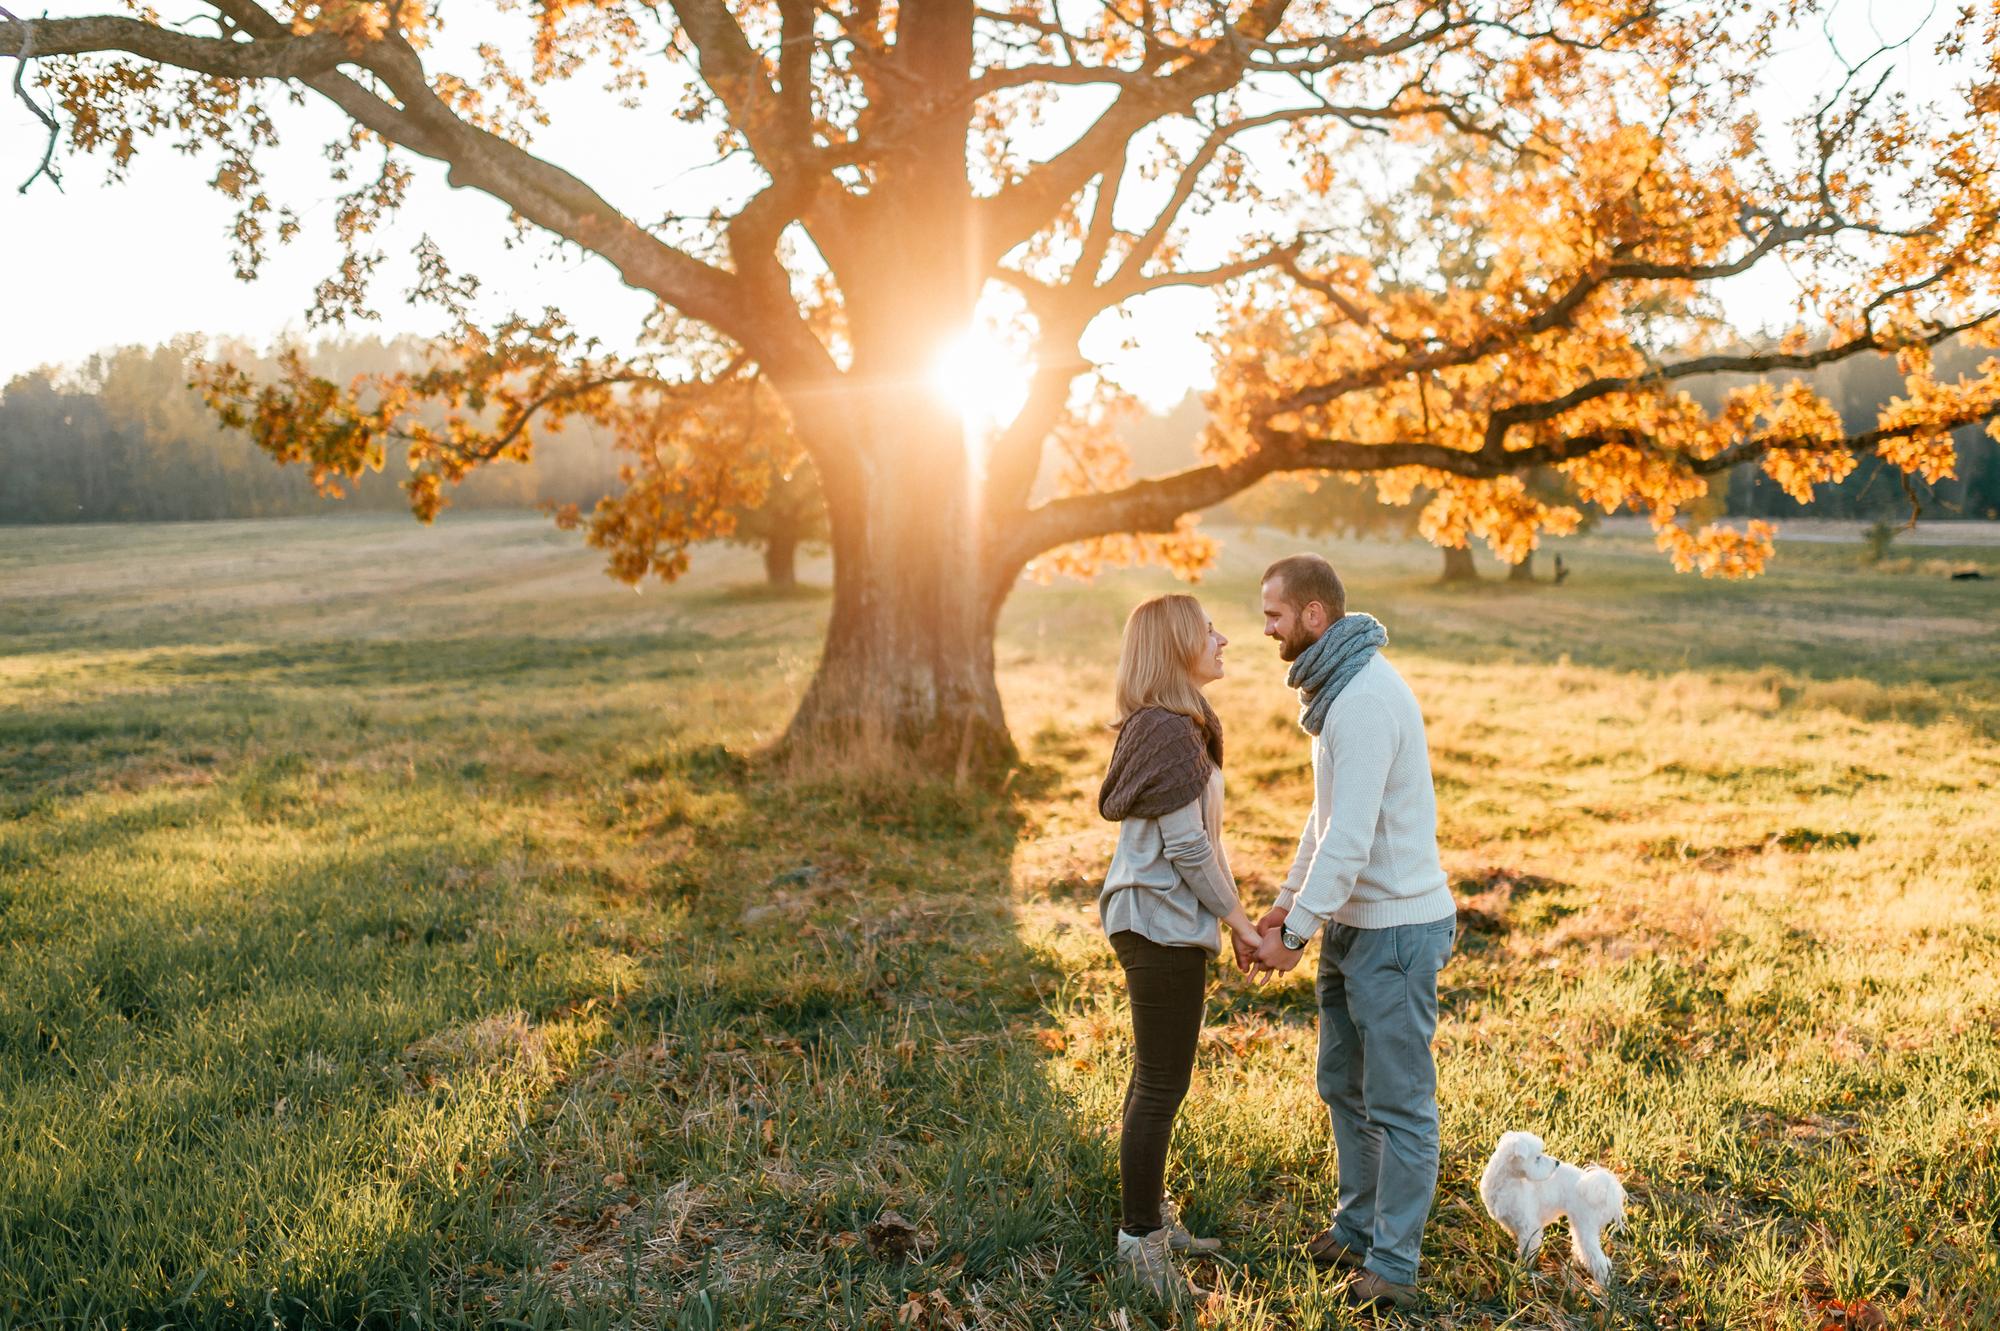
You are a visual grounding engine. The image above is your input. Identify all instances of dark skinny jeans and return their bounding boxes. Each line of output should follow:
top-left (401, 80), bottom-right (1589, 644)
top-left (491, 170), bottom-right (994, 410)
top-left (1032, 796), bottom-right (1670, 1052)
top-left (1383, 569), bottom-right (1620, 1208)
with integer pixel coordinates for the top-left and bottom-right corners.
top-left (1110, 929), bottom-right (1209, 1236)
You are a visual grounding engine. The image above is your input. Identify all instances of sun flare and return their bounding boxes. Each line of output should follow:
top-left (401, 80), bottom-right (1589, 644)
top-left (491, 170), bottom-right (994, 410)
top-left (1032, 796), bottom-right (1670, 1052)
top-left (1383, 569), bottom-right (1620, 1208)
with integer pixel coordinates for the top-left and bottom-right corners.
top-left (928, 326), bottom-right (1033, 440)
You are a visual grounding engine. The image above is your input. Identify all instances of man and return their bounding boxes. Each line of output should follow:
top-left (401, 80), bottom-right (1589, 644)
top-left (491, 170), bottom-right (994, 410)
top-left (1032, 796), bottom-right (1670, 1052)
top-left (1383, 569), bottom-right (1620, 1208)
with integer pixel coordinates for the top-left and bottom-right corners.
top-left (1252, 553), bottom-right (1458, 1312)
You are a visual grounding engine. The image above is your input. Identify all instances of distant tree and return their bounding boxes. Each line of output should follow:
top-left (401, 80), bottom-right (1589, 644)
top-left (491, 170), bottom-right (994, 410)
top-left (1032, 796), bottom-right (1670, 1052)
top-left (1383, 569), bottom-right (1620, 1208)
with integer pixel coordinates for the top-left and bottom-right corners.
top-left (731, 465), bottom-right (825, 589)
top-left (555, 368), bottom-right (827, 589)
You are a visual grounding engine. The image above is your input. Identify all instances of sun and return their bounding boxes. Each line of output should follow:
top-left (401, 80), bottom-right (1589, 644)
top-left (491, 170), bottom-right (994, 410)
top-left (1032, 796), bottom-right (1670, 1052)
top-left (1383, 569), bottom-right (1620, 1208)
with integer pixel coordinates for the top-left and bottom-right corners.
top-left (928, 325), bottom-right (1033, 441)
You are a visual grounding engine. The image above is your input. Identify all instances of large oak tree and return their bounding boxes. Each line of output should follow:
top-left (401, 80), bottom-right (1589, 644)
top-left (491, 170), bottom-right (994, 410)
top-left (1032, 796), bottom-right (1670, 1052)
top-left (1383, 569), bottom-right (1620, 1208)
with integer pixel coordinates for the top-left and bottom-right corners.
top-left (9, 1), bottom-right (2000, 767)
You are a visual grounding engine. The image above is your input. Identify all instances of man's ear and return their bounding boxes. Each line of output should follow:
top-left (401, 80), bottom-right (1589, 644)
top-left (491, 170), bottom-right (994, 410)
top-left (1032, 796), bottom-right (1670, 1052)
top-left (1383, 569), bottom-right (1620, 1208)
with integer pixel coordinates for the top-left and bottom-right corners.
top-left (1303, 600), bottom-right (1329, 634)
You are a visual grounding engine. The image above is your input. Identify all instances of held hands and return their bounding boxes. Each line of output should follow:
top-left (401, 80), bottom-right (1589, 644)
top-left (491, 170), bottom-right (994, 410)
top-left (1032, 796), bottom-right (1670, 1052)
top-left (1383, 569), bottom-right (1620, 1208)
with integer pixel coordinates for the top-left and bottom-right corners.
top-left (1223, 911), bottom-right (1274, 982)
top-left (1226, 905), bottom-right (1306, 982)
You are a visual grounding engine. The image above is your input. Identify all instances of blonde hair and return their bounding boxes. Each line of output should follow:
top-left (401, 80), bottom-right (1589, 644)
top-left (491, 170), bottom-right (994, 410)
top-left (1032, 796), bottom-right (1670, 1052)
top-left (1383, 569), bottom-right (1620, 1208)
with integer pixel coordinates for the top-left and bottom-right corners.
top-left (1113, 594), bottom-right (1212, 728)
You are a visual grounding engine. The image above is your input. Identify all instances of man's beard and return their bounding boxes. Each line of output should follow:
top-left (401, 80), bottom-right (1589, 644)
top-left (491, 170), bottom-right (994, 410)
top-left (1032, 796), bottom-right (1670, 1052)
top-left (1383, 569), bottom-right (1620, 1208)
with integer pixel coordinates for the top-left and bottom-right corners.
top-left (1277, 623), bottom-right (1317, 663)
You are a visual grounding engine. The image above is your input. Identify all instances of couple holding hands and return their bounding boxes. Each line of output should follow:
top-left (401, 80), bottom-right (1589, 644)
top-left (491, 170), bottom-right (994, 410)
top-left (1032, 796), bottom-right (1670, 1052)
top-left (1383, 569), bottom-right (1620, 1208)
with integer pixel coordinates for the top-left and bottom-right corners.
top-left (1097, 553), bottom-right (1458, 1311)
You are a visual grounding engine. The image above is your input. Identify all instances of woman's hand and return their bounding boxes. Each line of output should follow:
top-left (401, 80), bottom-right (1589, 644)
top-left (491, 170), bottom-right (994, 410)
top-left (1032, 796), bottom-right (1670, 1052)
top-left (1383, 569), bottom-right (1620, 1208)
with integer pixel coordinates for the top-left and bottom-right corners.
top-left (1225, 912), bottom-right (1268, 981)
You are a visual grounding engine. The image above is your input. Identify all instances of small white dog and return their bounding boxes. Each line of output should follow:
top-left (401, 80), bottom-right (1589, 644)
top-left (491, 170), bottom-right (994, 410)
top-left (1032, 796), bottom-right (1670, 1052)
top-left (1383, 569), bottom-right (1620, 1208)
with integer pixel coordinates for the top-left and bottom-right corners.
top-left (1479, 1131), bottom-right (1627, 1283)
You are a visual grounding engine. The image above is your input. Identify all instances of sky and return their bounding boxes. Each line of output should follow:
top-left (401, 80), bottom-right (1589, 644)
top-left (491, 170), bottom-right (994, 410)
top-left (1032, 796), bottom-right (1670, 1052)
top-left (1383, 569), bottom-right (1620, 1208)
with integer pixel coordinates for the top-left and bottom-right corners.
top-left (0, 1), bottom-right (1963, 411)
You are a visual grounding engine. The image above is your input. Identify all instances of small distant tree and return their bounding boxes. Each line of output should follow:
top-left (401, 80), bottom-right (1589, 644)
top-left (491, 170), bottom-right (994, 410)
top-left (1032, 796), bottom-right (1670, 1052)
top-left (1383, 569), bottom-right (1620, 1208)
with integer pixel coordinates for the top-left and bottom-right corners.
top-left (1862, 520), bottom-right (1897, 564)
top-left (728, 463), bottom-right (825, 590)
top-left (547, 352), bottom-right (822, 588)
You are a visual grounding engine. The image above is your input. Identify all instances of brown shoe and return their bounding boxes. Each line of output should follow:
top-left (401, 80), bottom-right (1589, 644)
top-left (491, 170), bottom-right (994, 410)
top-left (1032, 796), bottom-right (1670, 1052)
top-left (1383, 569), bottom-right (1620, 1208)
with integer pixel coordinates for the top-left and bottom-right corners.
top-left (1346, 1269), bottom-right (1421, 1312)
top-left (1305, 1229), bottom-right (1368, 1271)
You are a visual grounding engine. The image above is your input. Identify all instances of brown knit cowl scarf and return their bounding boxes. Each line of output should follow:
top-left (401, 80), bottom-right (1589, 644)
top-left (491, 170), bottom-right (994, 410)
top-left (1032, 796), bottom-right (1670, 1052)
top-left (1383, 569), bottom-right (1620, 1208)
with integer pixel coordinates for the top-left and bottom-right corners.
top-left (1096, 696), bottom-right (1225, 822)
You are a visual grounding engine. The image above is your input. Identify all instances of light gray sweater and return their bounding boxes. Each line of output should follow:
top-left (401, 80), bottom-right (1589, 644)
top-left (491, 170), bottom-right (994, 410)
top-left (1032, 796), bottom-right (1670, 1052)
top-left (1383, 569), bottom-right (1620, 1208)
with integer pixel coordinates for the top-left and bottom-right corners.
top-left (1276, 653), bottom-right (1457, 936)
top-left (1098, 769), bottom-right (1243, 955)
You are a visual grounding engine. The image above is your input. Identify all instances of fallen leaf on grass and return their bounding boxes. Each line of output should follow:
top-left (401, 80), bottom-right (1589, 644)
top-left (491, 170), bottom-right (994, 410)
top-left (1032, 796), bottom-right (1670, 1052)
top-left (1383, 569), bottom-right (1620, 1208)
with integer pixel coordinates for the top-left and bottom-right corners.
top-left (867, 1209), bottom-right (919, 1259)
top-left (894, 1290), bottom-right (963, 1329)
top-left (1813, 1297), bottom-right (1888, 1331)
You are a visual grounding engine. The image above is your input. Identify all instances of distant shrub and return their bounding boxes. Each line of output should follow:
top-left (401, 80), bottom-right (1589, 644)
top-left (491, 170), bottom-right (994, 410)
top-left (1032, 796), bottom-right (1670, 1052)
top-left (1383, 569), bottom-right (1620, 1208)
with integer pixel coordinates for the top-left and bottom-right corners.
top-left (1775, 827), bottom-right (1864, 851)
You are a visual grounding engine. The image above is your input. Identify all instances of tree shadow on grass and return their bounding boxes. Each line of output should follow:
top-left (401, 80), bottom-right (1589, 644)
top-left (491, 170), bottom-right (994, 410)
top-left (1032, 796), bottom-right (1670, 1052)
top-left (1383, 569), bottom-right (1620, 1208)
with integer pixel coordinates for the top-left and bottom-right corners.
top-left (0, 632), bottom-right (730, 821)
top-left (0, 725), bottom-right (1132, 1329)
top-left (0, 818), bottom-right (641, 1327)
top-left (134, 632), bottom-right (716, 688)
top-left (473, 749), bottom-right (1140, 1328)
top-left (680, 581), bottom-right (834, 608)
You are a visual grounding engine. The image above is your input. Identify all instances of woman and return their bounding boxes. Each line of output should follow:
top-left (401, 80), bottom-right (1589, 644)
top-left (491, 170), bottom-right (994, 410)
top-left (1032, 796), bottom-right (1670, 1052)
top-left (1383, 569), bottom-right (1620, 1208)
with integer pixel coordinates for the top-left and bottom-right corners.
top-left (1096, 593), bottom-right (1264, 1297)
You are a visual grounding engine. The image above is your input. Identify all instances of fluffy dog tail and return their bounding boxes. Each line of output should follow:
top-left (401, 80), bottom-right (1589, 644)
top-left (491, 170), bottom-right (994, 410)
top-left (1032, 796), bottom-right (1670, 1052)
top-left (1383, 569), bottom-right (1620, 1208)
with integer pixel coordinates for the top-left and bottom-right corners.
top-left (1576, 1166), bottom-right (1627, 1228)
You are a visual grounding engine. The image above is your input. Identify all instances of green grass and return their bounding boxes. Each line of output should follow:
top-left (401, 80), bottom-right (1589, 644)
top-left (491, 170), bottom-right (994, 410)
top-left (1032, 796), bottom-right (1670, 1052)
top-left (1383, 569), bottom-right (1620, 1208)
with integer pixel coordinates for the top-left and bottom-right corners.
top-left (1, 513), bottom-right (1997, 1328)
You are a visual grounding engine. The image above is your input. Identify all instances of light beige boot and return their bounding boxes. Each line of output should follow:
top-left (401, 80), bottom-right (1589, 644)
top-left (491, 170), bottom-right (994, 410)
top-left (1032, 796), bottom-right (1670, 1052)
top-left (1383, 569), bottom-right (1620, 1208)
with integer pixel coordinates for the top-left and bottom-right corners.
top-left (1116, 1226), bottom-right (1203, 1300)
top-left (1159, 1198), bottom-right (1222, 1254)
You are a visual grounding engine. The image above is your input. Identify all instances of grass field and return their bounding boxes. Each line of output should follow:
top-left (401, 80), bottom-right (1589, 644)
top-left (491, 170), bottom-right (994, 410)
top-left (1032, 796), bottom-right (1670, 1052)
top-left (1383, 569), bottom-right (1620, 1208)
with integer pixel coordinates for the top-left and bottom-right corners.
top-left (2, 514), bottom-right (1997, 1329)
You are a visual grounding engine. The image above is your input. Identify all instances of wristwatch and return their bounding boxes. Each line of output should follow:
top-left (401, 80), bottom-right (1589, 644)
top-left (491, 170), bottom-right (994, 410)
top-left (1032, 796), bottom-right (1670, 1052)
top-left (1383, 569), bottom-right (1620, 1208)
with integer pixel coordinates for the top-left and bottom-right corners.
top-left (1280, 924), bottom-right (1309, 951)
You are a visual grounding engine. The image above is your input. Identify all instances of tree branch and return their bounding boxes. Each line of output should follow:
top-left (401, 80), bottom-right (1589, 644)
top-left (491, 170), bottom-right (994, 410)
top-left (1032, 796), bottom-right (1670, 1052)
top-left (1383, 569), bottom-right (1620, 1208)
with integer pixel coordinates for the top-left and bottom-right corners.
top-left (1481, 312), bottom-right (1998, 454)
top-left (1, 11), bottom-right (843, 389)
top-left (998, 395), bottom-right (1998, 572)
top-left (998, 313), bottom-right (2000, 571)
top-left (670, 0), bottom-right (810, 170)
top-left (1271, 219), bottom-right (1835, 416)
top-left (1102, 105), bottom-right (1318, 293)
top-left (970, 0), bottom-right (1294, 265)
top-left (0, 14), bottom-right (353, 80)
top-left (0, 4), bottom-right (61, 192)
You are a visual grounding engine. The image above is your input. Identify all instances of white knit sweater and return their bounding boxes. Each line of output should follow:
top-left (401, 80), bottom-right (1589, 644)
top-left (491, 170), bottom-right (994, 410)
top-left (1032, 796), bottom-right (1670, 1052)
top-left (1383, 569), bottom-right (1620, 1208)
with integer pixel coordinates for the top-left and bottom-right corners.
top-left (1275, 653), bottom-right (1456, 935)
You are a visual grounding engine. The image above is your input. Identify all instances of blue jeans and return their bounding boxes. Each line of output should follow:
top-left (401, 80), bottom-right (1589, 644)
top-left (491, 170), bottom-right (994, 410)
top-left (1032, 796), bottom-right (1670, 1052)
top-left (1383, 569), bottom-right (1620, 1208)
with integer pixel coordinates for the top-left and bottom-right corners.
top-left (1315, 916), bottom-right (1457, 1285)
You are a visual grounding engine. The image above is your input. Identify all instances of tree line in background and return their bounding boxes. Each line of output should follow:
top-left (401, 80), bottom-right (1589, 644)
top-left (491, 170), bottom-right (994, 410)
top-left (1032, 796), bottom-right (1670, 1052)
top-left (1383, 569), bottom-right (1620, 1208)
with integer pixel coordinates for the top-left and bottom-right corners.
top-left (0, 337), bottom-right (827, 586)
top-left (5, 336), bottom-right (1994, 583)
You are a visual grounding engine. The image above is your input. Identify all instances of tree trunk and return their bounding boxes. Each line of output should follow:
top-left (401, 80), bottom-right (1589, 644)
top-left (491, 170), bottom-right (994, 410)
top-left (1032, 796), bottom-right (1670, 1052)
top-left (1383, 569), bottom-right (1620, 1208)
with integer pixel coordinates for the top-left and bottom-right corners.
top-left (780, 120), bottom-right (1007, 775)
top-left (763, 520), bottom-right (799, 589)
top-left (1508, 551), bottom-right (1536, 583)
top-left (782, 380), bottom-right (1014, 775)
top-left (1441, 545), bottom-right (1478, 582)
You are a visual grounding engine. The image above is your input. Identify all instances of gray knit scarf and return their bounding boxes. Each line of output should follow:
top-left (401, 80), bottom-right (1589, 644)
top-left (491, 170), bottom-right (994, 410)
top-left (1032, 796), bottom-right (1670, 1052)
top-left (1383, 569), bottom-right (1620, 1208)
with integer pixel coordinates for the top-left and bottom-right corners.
top-left (1288, 612), bottom-right (1388, 736)
top-left (1098, 697), bottom-right (1223, 822)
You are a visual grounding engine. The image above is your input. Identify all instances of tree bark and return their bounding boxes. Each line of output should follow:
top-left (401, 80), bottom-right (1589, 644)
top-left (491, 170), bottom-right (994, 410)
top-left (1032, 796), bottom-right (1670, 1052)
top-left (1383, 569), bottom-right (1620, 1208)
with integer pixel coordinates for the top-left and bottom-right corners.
top-left (1441, 545), bottom-right (1478, 582)
top-left (781, 380), bottom-right (1014, 774)
top-left (1508, 551), bottom-right (1536, 582)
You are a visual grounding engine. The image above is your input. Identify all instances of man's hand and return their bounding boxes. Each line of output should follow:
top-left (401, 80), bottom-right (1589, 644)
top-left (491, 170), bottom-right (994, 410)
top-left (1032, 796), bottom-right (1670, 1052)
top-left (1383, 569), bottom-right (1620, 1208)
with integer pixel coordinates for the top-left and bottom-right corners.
top-left (1255, 927), bottom-right (1306, 975)
top-left (1256, 904), bottom-right (1289, 936)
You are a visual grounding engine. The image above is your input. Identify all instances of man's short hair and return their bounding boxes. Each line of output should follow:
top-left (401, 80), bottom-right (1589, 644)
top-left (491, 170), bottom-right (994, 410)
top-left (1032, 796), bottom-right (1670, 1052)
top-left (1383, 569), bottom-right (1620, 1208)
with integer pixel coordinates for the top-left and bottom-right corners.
top-left (1263, 553), bottom-right (1346, 620)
